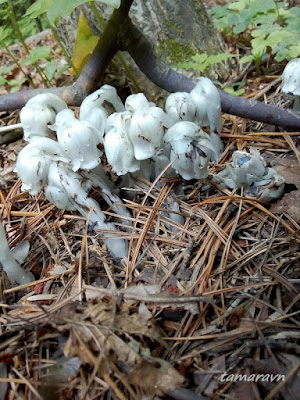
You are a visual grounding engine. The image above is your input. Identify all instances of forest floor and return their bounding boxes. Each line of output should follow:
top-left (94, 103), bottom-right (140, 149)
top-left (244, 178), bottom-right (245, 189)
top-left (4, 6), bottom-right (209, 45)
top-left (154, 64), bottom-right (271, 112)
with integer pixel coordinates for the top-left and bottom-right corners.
top-left (0, 4), bottom-right (300, 400)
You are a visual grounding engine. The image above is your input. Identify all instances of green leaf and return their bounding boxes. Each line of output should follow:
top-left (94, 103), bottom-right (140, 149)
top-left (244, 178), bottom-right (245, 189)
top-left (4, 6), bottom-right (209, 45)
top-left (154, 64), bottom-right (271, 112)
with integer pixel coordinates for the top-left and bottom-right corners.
top-left (0, 76), bottom-right (7, 85)
top-left (239, 55), bottom-right (255, 64)
top-left (25, 0), bottom-right (120, 26)
top-left (228, 0), bottom-right (247, 11)
top-left (44, 60), bottom-right (58, 81)
top-left (175, 52), bottom-right (234, 72)
top-left (57, 64), bottom-right (70, 76)
top-left (0, 65), bottom-right (14, 75)
top-left (0, 26), bottom-right (9, 41)
top-left (210, 5), bottom-right (230, 19)
top-left (191, 53), bottom-right (208, 64)
top-left (265, 30), bottom-right (292, 47)
top-left (71, 14), bottom-right (99, 74)
top-left (251, 36), bottom-right (267, 58)
top-left (22, 46), bottom-right (51, 65)
top-left (224, 86), bottom-right (245, 96)
top-left (227, 13), bottom-right (240, 27)
top-left (7, 77), bottom-right (27, 92)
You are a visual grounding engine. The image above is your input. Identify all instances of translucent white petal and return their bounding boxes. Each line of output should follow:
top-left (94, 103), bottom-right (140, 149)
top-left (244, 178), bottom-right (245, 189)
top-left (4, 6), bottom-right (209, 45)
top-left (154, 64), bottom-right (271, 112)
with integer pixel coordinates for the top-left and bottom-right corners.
top-left (165, 92), bottom-right (196, 123)
top-left (164, 121), bottom-right (212, 180)
top-left (128, 108), bottom-right (167, 160)
top-left (54, 110), bottom-right (102, 171)
top-left (104, 128), bottom-right (140, 175)
top-left (282, 58), bottom-right (300, 96)
top-left (80, 85), bottom-right (125, 116)
top-left (125, 93), bottom-right (151, 112)
top-left (20, 93), bottom-right (67, 141)
top-left (15, 138), bottom-right (64, 195)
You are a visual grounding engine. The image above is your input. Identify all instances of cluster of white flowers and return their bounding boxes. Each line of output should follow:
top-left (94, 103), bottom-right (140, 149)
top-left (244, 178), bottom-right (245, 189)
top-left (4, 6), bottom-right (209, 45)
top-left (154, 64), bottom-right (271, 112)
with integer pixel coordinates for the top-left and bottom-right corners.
top-left (15, 79), bottom-right (223, 258)
top-left (16, 87), bottom-right (131, 259)
top-left (103, 77), bottom-right (223, 180)
top-left (15, 79), bottom-right (285, 259)
top-left (212, 148), bottom-right (285, 202)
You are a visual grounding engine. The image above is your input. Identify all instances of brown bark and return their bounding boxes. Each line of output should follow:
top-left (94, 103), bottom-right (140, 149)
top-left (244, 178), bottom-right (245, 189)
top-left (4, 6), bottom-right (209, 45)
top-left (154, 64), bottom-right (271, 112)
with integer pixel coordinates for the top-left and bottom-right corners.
top-left (55, 0), bottom-right (233, 100)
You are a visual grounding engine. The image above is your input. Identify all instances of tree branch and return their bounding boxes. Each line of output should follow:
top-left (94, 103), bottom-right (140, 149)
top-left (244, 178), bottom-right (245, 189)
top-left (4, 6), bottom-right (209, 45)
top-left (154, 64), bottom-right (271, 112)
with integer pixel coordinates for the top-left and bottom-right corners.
top-left (0, 0), bottom-right (133, 110)
top-left (0, 0), bottom-right (299, 130)
top-left (120, 21), bottom-right (300, 129)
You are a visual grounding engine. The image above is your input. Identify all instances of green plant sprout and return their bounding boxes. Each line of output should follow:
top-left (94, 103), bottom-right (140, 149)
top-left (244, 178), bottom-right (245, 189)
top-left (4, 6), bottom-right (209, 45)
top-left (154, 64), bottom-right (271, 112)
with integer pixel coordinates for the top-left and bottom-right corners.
top-left (0, 0), bottom-right (73, 92)
top-left (210, 0), bottom-right (300, 64)
top-left (176, 52), bottom-right (235, 73)
top-left (25, 0), bottom-right (141, 90)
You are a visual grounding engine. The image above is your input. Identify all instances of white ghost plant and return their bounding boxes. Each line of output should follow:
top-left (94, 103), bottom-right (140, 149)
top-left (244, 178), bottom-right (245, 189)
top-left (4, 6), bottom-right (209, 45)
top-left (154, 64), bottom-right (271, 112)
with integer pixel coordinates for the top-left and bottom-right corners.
top-left (15, 137), bottom-right (67, 195)
top-left (189, 77), bottom-right (223, 160)
top-left (0, 220), bottom-right (34, 285)
top-left (281, 58), bottom-right (300, 112)
top-left (20, 93), bottom-right (67, 141)
top-left (163, 121), bottom-right (214, 180)
top-left (128, 107), bottom-right (169, 160)
top-left (212, 148), bottom-right (285, 202)
top-left (80, 84), bottom-right (125, 139)
top-left (52, 109), bottom-right (102, 172)
top-left (165, 92), bottom-right (196, 123)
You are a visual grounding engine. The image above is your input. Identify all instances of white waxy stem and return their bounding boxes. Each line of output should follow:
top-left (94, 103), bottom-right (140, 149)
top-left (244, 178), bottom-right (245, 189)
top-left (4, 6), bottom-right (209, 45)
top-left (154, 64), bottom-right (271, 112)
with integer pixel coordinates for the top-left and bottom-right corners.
top-left (163, 195), bottom-right (184, 233)
top-left (164, 121), bottom-right (214, 180)
top-left (128, 107), bottom-right (168, 160)
top-left (45, 163), bottom-right (128, 258)
top-left (152, 150), bottom-right (175, 178)
top-left (0, 221), bottom-right (34, 285)
top-left (165, 92), bottom-right (196, 123)
top-left (82, 169), bottom-right (132, 228)
top-left (281, 58), bottom-right (300, 111)
top-left (20, 93), bottom-right (67, 141)
top-left (15, 137), bottom-right (66, 195)
top-left (189, 77), bottom-right (223, 160)
top-left (53, 109), bottom-right (102, 172)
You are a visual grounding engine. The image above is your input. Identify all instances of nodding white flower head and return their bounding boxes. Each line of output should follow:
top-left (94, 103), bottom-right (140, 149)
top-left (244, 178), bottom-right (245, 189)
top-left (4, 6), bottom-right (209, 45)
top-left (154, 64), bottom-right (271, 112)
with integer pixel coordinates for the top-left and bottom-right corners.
top-left (163, 121), bottom-right (214, 180)
top-left (281, 58), bottom-right (300, 111)
top-left (229, 148), bottom-right (266, 187)
top-left (20, 93), bottom-right (67, 141)
top-left (212, 148), bottom-right (285, 202)
top-left (15, 137), bottom-right (65, 195)
top-left (80, 84), bottom-right (125, 139)
top-left (52, 109), bottom-right (102, 172)
top-left (165, 92), bottom-right (196, 123)
top-left (104, 111), bottom-right (140, 175)
top-left (128, 107), bottom-right (169, 160)
top-left (105, 111), bottom-right (131, 133)
top-left (125, 93), bottom-right (157, 113)
top-left (190, 77), bottom-right (222, 134)
top-left (104, 127), bottom-right (140, 176)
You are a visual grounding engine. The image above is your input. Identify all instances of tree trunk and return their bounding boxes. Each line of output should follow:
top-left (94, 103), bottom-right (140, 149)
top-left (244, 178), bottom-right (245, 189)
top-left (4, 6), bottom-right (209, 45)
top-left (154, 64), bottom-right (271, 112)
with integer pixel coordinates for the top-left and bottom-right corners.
top-left (56, 0), bottom-right (233, 101)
